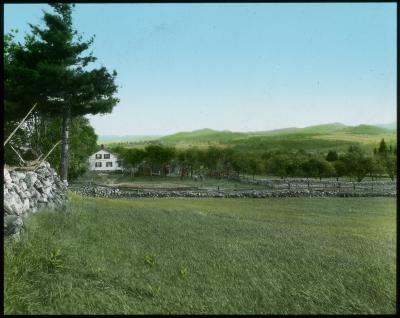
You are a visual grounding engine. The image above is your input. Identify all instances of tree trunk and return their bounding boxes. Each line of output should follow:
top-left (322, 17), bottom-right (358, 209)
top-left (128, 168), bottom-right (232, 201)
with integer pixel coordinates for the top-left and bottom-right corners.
top-left (60, 107), bottom-right (71, 182)
top-left (180, 166), bottom-right (184, 180)
top-left (34, 113), bottom-right (41, 154)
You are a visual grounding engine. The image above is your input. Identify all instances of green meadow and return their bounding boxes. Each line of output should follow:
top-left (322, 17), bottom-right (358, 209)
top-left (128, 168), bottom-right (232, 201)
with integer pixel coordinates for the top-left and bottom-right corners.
top-left (4, 194), bottom-right (396, 314)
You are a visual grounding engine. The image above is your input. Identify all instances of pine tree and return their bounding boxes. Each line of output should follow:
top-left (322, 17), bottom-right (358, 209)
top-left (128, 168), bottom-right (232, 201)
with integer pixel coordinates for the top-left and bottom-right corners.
top-left (5, 4), bottom-right (119, 181)
top-left (326, 150), bottom-right (338, 162)
top-left (378, 139), bottom-right (388, 155)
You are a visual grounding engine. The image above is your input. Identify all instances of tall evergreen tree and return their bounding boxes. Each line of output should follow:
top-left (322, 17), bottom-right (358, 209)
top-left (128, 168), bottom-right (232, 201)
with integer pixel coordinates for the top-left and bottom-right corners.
top-left (5, 4), bottom-right (119, 181)
top-left (378, 139), bottom-right (388, 155)
top-left (326, 150), bottom-right (338, 162)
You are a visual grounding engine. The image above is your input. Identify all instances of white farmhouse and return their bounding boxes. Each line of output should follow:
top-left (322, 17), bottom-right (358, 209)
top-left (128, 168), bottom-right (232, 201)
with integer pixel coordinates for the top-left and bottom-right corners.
top-left (88, 148), bottom-right (123, 171)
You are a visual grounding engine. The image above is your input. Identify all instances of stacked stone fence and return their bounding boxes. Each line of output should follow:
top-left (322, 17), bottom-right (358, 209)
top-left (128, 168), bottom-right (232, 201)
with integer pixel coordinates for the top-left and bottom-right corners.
top-left (4, 162), bottom-right (68, 237)
top-left (71, 179), bottom-right (396, 199)
top-left (241, 177), bottom-right (396, 193)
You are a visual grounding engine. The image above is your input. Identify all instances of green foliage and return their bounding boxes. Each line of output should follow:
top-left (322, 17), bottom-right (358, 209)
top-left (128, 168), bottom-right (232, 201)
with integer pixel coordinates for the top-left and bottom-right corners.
top-left (382, 154), bottom-right (397, 181)
top-left (341, 146), bottom-right (368, 182)
top-left (144, 144), bottom-right (175, 175)
top-left (161, 128), bottom-right (246, 144)
top-left (47, 248), bottom-right (64, 272)
top-left (179, 266), bottom-right (189, 279)
top-left (378, 139), bottom-right (388, 155)
top-left (333, 160), bottom-right (347, 180)
top-left (153, 124), bottom-right (396, 155)
top-left (300, 157), bottom-right (334, 180)
top-left (326, 150), bottom-right (338, 162)
top-left (144, 254), bottom-right (157, 267)
top-left (4, 4), bottom-right (119, 181)
top-left (340, 125), bottom-right (392, 135)
top-left (37, 117), bottom-right (97, 180)
top-left (109, 138), bottom-right (396, 181)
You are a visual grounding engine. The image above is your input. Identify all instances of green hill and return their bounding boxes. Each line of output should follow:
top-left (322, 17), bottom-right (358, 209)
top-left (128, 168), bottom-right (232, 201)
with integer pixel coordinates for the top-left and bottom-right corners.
top-left (98, 135), bottom-right (162, 144)
top-left (156, 123), bottom-right (396, 153)
top-left (160, 128), bottom-right (247, 144)
top-left (375, 122), bottom-right (396, 131)
top-left (249, 122), bottom-right (348, 137)
top-left (341, 124), bottom-right (394, 135)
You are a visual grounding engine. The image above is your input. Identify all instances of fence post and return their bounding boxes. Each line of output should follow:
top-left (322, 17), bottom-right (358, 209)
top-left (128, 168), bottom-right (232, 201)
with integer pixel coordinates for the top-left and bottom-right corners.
top-left (353, 182), bottom-right (356, 194)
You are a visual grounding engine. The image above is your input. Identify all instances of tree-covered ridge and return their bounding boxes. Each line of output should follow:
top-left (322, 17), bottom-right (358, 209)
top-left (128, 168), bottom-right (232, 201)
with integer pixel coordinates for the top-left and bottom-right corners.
top-left (157, 123), bottom-right (395, 146)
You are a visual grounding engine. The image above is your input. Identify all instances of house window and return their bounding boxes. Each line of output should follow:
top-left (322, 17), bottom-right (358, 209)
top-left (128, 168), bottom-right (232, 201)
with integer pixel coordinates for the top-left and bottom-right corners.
top-left (95, 154), bottom-right (102, 159)
top-left (104, 154), bottom-right (110, 159)
top-left (106, 162), bottom-right (113, 167)
top-left (95, 162), bottom-right (102, 167)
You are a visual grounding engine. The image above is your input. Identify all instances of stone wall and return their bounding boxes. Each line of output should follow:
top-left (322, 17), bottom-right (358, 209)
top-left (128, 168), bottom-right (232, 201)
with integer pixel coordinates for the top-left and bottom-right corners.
top-left (72, 183), bottom-right (396, 199)
top-left (4, 162), bottom-right (68, 237)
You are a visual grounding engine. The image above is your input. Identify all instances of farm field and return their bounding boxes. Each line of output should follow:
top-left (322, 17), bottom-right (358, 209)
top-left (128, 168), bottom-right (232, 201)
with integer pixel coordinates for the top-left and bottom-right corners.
top-left (73, 171), bottom-right (268, 190)
top-left (4, 194), bottom-right (396, 314)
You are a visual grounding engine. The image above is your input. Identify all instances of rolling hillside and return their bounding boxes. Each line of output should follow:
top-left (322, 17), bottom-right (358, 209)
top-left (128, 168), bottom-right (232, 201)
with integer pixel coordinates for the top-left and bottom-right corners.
top-left (156, 123), bottom-right (396, 153)
top-left (374, 122), bottom-right (396, 131)
top-left (160, 128), bottom-right (246, 144)
top-left (98, 135), bottom-right (163, 144)
top-left (103, 123), bottom-right (396, 153)
top-left (160, 123), bottom-right (394, 143)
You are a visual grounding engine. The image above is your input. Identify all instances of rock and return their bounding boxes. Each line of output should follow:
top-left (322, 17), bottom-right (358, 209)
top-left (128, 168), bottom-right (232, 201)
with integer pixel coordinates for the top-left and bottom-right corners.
top-left (34, 179), bottom-right (43, 189)
top-left (22, 198), bottom-right (30, 211)
top-left (4, 161), bottom-right (67, 236)
top-left (4, 215), bottom-right (24, 236)
top-left (4, 191), bottom-right (23, 215)
top-left (4, 169), bottom-right (12, 184)
top-left (17, 190), bottom-right (27, 200)
top-left (12, 183), bottom-right (22, 195)
top-left (24, 172), bottom-right (38, 188)
top-left (38, 196), bottom-right (48, 203)
top-left (20, 181), bottom-right (28, 191)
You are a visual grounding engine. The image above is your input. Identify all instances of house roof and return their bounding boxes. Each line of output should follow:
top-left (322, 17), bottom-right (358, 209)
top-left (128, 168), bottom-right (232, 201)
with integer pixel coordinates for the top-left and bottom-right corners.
top-left (91, 149), bottom-right (119, 157)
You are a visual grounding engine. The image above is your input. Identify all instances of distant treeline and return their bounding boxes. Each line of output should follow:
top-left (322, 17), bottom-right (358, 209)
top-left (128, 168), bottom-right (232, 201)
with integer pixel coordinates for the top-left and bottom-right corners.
top-left (110, 139), bottom-right (396, 182)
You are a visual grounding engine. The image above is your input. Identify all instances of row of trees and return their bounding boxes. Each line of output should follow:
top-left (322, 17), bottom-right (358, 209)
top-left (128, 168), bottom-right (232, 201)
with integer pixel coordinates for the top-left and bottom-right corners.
top-left (4, 4), bottom-right (119, 181)
top-left (112, 139), bottom-right (396, 182)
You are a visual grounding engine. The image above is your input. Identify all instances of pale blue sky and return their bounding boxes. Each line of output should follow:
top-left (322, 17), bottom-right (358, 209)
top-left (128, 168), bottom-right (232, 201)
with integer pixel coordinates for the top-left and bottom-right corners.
top-left (4, 3), bottom-right (397, 135)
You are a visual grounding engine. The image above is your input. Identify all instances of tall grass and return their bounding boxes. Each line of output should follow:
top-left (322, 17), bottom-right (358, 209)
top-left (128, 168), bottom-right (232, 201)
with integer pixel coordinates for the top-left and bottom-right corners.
top-left (4, 194), bottom-right (396, 314)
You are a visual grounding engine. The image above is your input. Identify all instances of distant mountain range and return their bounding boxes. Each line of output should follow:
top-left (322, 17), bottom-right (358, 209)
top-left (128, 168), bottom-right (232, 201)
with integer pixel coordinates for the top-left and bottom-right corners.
top-left (98, 135), bottom-right (162, 144)
top-left (98, 122), bottom-right (396, 146)
top-left (374, 122), bottom-right (396, 130)
top-left (159, 122), bottom-right (396, 144)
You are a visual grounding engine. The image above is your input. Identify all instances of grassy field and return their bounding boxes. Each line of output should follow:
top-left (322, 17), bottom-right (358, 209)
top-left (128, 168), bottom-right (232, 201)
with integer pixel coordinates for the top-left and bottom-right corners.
top-left (4, 194), bottom-right (396, 314)
top-left (75, 172), bottom-right (393, 191)
top-left (74, 172), bottom-right (268, 190)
